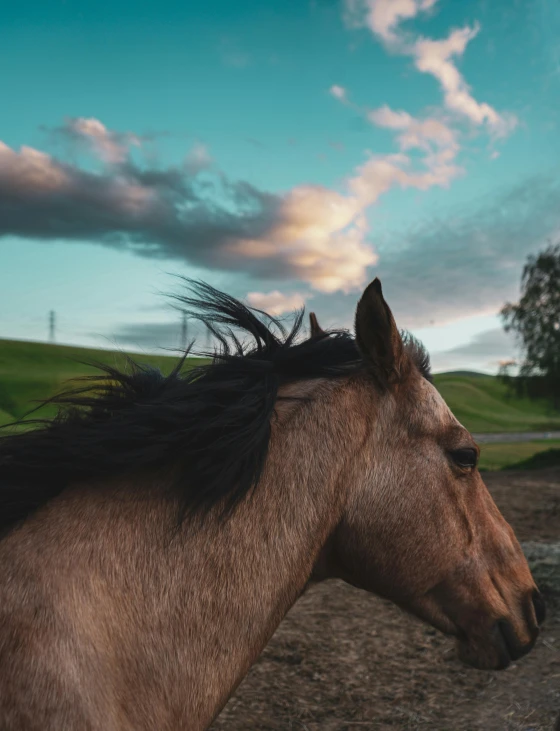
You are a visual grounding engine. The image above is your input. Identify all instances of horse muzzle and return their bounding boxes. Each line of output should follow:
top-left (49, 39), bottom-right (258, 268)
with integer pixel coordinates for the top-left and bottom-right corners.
top-left (457, 589), bottom-right (545, 670)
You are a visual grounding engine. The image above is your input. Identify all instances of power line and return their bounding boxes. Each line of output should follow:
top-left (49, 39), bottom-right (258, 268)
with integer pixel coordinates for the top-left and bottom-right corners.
top-left (48, 311), bottom-right (56, 343)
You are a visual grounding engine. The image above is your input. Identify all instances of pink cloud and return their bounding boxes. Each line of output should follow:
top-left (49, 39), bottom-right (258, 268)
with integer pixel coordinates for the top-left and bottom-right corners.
top-left (4, 106), bottom-right (468, 296)
top-left (225, 184), bottom-right (378, 294)
top-left (0, 142), bottom-right (69, 192)
top-left (246, 290), bottom-right (308, 315)
top-left (68, 117), bottom-right (141, 163)
top-left (0, 133), bottom-right (380, 295)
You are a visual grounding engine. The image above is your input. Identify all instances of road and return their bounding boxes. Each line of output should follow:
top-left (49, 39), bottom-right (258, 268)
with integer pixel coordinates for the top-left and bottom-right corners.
top-left (473, 431), bottom-right (560, 444)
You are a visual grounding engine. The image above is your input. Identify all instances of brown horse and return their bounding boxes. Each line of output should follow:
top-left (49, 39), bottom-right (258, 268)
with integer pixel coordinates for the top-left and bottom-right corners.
top-left (0, 279), bottom-right (544, 730)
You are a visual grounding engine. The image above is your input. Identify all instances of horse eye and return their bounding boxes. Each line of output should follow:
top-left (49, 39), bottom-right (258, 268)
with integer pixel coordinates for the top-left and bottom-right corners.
top-left (450, 448), bottom-right (478, 469)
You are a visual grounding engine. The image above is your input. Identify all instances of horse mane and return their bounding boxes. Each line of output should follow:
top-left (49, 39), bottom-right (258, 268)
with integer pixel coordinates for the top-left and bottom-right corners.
top-left (0, 280), bottom-right (431, 533)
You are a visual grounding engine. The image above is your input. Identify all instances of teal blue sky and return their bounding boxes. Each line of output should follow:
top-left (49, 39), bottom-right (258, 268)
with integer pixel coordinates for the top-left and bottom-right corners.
top-left (2, 0), bottom-right (559, 371)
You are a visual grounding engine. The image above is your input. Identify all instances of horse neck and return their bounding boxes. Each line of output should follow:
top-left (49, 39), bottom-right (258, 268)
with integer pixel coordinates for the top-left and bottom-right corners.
top-left (1, 376), bottom-right (363, 730)
top-left (171, 377), bottom-right (361, 726)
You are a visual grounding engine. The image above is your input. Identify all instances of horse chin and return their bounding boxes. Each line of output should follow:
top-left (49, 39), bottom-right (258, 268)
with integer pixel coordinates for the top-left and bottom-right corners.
top-left (456, 637), bottom-right (511, 671)
top-left (456, 621), bottom-right (538, 671)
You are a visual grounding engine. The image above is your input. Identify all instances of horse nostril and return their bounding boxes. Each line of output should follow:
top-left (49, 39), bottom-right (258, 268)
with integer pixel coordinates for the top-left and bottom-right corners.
top-left (532, 590), bottom-right (546, 626)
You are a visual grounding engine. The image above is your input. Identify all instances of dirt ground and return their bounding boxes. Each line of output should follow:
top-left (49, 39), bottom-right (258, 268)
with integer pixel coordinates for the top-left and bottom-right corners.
top-left (211, 468), bottom-right (560, 731)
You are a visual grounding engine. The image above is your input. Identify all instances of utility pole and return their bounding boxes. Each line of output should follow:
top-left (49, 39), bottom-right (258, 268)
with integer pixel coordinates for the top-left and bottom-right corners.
top-left (181, 311), bottom-right (188, 350)
top-left (48, 310), bottom-right (56, 343)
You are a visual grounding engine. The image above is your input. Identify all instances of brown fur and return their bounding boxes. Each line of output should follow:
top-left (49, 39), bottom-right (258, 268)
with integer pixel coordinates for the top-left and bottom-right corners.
top-left (0, 279), bottom-right (541, 730)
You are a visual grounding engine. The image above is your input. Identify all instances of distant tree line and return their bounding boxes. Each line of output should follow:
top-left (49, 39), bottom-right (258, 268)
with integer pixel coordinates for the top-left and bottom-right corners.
top-left (500, 240), bottom-right (560, 410)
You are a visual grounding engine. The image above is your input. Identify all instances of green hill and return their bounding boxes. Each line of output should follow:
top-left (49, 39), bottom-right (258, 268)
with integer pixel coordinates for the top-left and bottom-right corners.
top-left (435, 370), bottom-right (487, 378)
top-left (433, 372), bottom-right (560, 433)
top-left (0, 339), bottom-right (203, 425)
top-left (1, 339), bottom-right (560, 434)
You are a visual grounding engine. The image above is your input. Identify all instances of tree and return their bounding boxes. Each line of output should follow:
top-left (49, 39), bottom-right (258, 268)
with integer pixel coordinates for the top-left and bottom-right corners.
top-left (500, 241), bottom-right (560, 409)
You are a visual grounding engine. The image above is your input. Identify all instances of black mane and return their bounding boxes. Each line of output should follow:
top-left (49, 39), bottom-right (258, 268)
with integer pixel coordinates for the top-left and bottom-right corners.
top-left (0, 280), bottom-right (430, 533)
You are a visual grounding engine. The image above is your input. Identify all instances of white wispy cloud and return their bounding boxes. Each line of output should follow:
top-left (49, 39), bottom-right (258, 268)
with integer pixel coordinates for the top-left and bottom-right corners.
top-left (368, 105), bottom-right (456, 150)
top-left (345, 0), bottom-right (438, 44)
top-left (412, 26), bottom-right (517, 134)
top-left (329, 84), bottom-right (348, 102)
top-left (343, 0), bottom-right (516, 134)
top-left (324, 0), bottom-right (520, 283)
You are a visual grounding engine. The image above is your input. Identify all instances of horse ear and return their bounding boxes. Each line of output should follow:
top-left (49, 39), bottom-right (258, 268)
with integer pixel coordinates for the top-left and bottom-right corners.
top-left (309, 312), bottom-right (325, 338)
top-left (354, 278), bottom-right (405, 387)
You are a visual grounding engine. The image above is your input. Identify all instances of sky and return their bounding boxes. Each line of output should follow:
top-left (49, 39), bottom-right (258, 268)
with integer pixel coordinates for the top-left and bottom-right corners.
top-left (1, 0), bottom-right (560, 372)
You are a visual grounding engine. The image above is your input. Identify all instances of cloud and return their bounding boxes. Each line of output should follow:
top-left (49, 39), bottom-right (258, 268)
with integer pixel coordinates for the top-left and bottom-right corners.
top-left (366, 104), bottom-right (462, 185)
top-left (1, 106), bottom-right (467, 297)
top-left (49, 117), bottom-right (143, 164)
top-left (343, 0), bottom-right (516, 135)
top-left (440, 328), bottom-right (516, 359)
top-left (368, 105), bottom-right (456, 149)
top-left (261, 171), bottom-right (560, 371)
top-left (184, 143), bottom-right (213, 175)
top-left (345, 0), bottom-right (438, 43)
top-left (350, 146), bottom-right (462, 201)
top-left (108, 321), bottom-right (184, 350)
top-left (375, 174), bottom-right (560, 328)
top-left (108, 315), bottom-right (225, 351)
top-left (0, 135), bottom-right (374, 294)
top-left (246, 290), bottom-right (308, 315)
top-left (430, 328), bottom-right (518, 373)
top-left (94, 170), bottom-right (559, 371)
top-left (333, 3), bottom-right (512, 201)
top-left (412, 26), bottom-right (517, 134)
top-left (0, 141), bottom-right (175, 236)
top-left (329, 84), bottom-right (348, 102)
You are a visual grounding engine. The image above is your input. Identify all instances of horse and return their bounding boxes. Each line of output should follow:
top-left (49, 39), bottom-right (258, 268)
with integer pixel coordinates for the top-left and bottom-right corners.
top-left (0, 278), bottom-right (544, 730)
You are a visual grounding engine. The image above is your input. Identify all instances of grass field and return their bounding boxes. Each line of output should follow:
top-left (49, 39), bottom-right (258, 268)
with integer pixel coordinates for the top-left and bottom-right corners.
top-left (0, 338), bottom-right (204, 424)
top-left (478, 440), bottom-right (560, 471)
top-left (1, 338), bottom-right (560, 442)
top-left (434, 372), bottom-right (560, 433)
